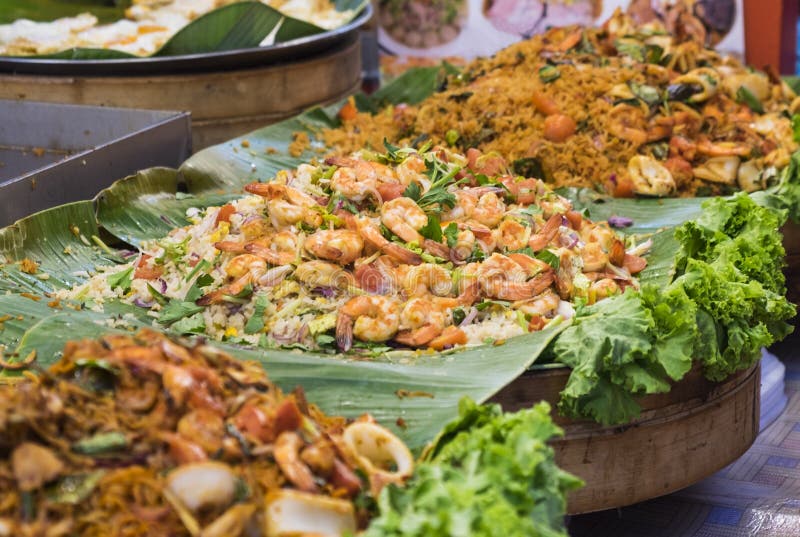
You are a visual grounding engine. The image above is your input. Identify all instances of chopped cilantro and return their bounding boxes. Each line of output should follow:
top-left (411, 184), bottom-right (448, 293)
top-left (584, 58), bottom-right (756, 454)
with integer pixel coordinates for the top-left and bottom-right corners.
top-left (736, 86), bottom-right (764, 114)
top-left (159, 301), bottom-right (204, 325)
top-left (793, 114), bottom-right (800, 143)
top-left (146, 283), bottom-right (168, 305)
top-left (184, 259), bottom-right (211, 282)
top-left (171, 312), bottom-right (206, 335)
top-left (244, 294), bottom-right (271, 334)
top-left (419, 214), bottom-right (443, 242)
top-left (184, 273), bottom-right (214, 302)
top-left (443, 222), bottom-right (459, 248)
top-left (107, 267), bottom-right (133, 293)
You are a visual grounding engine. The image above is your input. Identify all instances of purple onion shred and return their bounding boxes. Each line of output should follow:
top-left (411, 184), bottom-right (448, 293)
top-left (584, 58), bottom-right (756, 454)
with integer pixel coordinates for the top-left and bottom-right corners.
top-left (460, 307), bottom-right (478, 327)
top-left (608, 215), bottom-right (634, 229)
top-left (313, 287), bottom-right (337, 298)
top-left (133, 298), bottom-right (154, 308)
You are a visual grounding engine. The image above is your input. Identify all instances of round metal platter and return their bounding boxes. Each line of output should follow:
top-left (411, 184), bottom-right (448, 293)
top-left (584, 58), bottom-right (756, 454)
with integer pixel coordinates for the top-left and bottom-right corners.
top-left (0, 5), bottom-right (371, 76)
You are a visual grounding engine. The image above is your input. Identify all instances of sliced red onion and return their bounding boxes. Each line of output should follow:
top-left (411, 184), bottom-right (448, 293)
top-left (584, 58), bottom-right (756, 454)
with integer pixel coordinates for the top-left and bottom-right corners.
top-left (271, 330), bottom-right (297, 344)
top-left (459, 307), bottom-right (478, 327)
top-left (608, 215), bottom-right (634, 229)
top-left (296, 323), bottom-right (309, 343)
top-left (609, 173), bottom-right (617, 185)
top-left (258, 265), bottom-right (292, 287)
top-left (313, 286), bottom-right (337, 298)
top-left (160, 215), bottom-right (175, 226)
top-left (157, 278), bottom-right (168, 294)
top-left (119, 249), bottom-right (138, 258)
top-left (133, 298), bottom-right (154, 308)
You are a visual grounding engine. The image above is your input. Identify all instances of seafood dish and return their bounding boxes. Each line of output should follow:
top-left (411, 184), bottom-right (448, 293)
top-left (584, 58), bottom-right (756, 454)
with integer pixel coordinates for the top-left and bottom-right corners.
top-left (0, 329), bottom-right (413, 536)
top-left (324, 6), bottom-right (799, 197)
top-left (0, 0), bottom-right (357, 57)
top-left (60, 144), bottom-right (649, 354)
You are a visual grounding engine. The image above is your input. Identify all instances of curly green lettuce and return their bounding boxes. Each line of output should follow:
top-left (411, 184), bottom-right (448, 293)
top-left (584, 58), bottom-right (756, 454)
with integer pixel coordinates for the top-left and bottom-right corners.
top-left (552, 192), bottom-right (795, 424)
top-left (363, 398), bottom-right (582, 537)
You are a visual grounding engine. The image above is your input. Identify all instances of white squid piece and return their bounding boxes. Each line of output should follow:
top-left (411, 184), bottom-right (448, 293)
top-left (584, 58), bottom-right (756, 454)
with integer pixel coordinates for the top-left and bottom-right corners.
top-left (265, 490), bottom-right (356, 537)
top-left (627, 155), bottom-right (676, 197)
top-left (343, 421), bottom-right (415, 496)
top-left (693, 156), bottom-right (740, 184)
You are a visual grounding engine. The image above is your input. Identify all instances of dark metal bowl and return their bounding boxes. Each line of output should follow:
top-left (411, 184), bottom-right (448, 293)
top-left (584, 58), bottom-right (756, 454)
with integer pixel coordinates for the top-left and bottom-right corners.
top-left (0, 5), bottom-right (371, 76)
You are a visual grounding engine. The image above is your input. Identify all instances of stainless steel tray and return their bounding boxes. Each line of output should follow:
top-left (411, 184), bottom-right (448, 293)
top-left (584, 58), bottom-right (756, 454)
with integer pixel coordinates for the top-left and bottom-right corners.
top-left (0, 6), bottom-right (371, 76)
top-left (0, 100), bottom-right (191, 226)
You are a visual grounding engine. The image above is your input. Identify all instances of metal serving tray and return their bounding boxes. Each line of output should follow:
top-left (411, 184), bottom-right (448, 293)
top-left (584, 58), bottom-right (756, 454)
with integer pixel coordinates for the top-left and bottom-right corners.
top-left (0, 6), bottom-right (371, 76)
top-left (0, 100), bottom-right (191, 226)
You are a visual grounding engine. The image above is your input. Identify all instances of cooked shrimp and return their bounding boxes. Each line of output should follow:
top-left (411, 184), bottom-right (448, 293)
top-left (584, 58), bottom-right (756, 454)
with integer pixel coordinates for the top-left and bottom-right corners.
top-left (589, 278), bottom-right (620, 303)
top-left (476, 253), bottom-right (555, 301)
top-left (275, 432), bottom-right (318, 493)
top-left (580, 242), bottom-right (608, 272)
top-left (471, 192), bottom-right (505, 228)
top-left (507, 252), bottom-right (552, 277)
top-left (239, 214), bottom-right (270, 240)
top-left (196, 267), bottom-right (259, 306)
top-left (358, 218), bottom-right (422, 265)
top-left (304, 229), bottom-right (363, 265)
top-left (381, 197), bottom-right (428, 243)
top-left (177, 408), bottom-right (224, 455)
top-left (528, 214), bottom-right (562, 251)
top-left (607, 103), bottom-right (648, 145)
top-left (245, 231), bottom-right (301, 266)
top-left (294, 260), bottom-right (354, 290)
top-left (441, 190), bottom-right (477, 222)
top-left (224, 254), bottom-right (267, 280)
top-left (403, 263), bottom-right (453, 297)
top-left (582, 222), bottom-right (617, 251)
top-left (244, 182), bottom-right (321, 229)
top-left (395, 155), bottom-right (426, 186)
top-left (513, 289), bottom-right (561, 317)
top-left (428, 326), bottom-right (468, 350)
top-left (394, 298), bottom-right (446, 347)
top-left (496, 220), bottom-right (531, 251)
top-left (696, 137), bottom-right (751, 157)
top-left (336, 296), bottom-right (400, 351)
top-left (327, 157), bottom-right (389, 202)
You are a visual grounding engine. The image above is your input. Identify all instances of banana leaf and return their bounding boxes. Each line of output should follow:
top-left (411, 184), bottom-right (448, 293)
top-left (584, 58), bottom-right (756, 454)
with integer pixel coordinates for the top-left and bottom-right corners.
top-left (0, 0), bottom-right (129, 24)
top-left (10, 294), bottom-right (567, 449)
top-left (3, 1), bottom-right (369, 60)
top-left (96, 167), bottom-right (239, 247)
top-left (0, 201), bottom-right (121, 295)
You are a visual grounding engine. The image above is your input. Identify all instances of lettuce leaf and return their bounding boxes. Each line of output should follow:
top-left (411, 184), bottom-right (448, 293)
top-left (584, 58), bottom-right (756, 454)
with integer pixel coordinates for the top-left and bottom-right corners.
top-left (550, 192), bottom-right (794, 424)
top-left (751, 150), bottom-right (800, 222)
top-left (364, 398), bottom-right (582, 537)
top-left (552, 288), bottom-right (695, 424)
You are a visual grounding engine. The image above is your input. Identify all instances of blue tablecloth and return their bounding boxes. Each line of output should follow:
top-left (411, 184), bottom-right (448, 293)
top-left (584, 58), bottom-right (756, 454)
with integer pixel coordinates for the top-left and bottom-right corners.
top-left (569, 342), bottom-right (800, 537)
